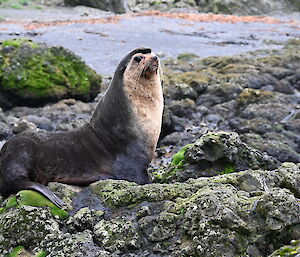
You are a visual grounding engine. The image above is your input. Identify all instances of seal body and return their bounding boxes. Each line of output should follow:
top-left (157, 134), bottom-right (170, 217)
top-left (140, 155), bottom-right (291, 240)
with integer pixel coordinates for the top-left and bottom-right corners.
top-left (0, 48), bottom-right (163, 207)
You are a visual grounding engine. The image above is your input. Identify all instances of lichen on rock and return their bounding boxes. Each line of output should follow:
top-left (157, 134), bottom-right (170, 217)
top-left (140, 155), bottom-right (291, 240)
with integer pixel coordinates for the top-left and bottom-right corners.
top-left (155, 131), bottom-right (279, 183)
top-left (93, 218), bottom-right (140, 251)
top-left (90, 179), bottom-right (194, 209)
top-left (0, 206), bottom-right (60, 254)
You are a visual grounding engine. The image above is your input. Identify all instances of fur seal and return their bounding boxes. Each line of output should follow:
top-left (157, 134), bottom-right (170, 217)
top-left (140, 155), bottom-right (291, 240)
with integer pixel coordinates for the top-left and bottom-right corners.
top-left (0, 48), bottom-right (164, 207)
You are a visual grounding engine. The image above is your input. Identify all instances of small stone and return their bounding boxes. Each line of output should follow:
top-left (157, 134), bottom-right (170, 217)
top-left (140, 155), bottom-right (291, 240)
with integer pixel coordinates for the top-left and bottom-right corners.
top-left (12, 119), bottom-right (37, 134)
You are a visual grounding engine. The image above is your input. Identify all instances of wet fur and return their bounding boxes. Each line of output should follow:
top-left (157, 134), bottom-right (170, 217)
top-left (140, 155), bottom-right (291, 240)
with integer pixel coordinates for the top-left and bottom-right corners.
top-left (0, 48), bottom-right (163, 207)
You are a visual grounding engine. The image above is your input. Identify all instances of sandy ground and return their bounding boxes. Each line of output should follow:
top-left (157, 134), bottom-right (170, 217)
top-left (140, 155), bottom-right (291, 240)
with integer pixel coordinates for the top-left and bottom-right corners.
top-left (0, 6), bottom-right (299, 75)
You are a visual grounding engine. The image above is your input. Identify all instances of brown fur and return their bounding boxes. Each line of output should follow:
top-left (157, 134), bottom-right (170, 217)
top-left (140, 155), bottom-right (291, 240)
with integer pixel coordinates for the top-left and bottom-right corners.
top-left (124, 53), bottom-right (164, 158)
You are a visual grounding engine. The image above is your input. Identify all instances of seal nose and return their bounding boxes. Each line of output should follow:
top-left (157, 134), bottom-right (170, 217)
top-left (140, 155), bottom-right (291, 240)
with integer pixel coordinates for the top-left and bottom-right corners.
top-left (152, 55), bottom-right (158, 61)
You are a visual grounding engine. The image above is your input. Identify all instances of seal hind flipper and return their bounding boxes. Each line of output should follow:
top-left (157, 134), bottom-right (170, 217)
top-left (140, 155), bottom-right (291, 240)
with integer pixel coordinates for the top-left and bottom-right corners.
top-left (14, 180), bottom-right (66, 208)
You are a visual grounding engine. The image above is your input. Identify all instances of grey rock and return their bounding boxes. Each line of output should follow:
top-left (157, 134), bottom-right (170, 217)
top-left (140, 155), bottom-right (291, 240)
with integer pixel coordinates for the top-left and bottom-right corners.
top-left (156, 131), bottom-right (279, 183)
top-left (0, 206), bottom-right (61, 254)
top-left (93, 218), bottom-right (141, 251)
top-left (12, 119), bottom-right (37, 134)
top-left (36, 230), bottom-right (101, 257)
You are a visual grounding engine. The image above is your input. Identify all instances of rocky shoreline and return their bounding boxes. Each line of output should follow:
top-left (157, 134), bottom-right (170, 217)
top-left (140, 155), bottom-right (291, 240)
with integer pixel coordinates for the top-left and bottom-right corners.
top-left (0, 2), bottom-right (300, 255)
top-left (0, 38), bottom-right (300, 256)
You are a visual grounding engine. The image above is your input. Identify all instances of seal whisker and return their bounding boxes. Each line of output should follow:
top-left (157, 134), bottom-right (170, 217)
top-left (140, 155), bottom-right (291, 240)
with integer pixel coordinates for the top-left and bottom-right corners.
top-left (141, 63), bottom-right (151, 78)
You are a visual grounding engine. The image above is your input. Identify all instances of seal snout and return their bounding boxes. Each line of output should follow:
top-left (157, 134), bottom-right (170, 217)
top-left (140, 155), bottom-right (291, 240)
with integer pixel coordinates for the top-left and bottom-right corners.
top-left (146, 54), bottom-right (159, 74)
top-left (152, 55), bottom-right (158, 61)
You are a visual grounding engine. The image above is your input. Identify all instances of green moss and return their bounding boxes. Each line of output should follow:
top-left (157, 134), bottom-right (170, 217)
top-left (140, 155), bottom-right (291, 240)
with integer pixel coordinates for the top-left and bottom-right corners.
top-left (9, 2), bottom-right (22, 8)
top-left (5, 196), bottom-right (17, 209)
top-left (18, 0), bottom-right (29, 5)
top-left (155, 144), bottom-right (193, 183)
top-left (36, 251), bottom-right (48, 257)
top-left (8, 246), bottom-right (24, 257)
top-left (220, 165), bottom-right (236, 175)
top-left (289, 39), bottom-right (300, 45)
top-left (1, 190), bottom-right (68, 219)
top-left (237, 88), bottom-right (274, 107)
top-left (172, 144), bottom-right (192, 166)
top-left (263, 39), bottom-right (283, 45)
top-left (165, 71), bottom-right (210, 89)
top-left (2, 38), bottom-right (38, 48)
top-left (7, 246), bottom-right (48, 257)
top-left (91, 180), bottom-right (192, 209)
top-left (271, 245), bottom-right (299, 256)
top-left (0, 39), bottom-right (101, 106)
top-left (177, 53), bottom-right (199, 61)
top-left (150, 1), bottom-right (161, 5)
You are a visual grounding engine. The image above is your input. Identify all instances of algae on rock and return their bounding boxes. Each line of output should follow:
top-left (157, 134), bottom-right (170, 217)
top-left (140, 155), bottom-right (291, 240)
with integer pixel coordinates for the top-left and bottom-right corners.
top-left (0, 38), bottom-right (101, 109)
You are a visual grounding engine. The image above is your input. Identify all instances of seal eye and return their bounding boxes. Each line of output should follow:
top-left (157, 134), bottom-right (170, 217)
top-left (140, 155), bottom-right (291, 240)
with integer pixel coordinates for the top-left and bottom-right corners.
top-left (134, 56), bottom-right (143, 63)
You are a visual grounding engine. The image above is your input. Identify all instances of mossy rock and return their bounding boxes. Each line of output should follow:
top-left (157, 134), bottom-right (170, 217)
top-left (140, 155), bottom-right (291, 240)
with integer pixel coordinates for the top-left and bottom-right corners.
top-left (0, 38), bottom-right (101, 109)
top-left (90, 179), bottom-right (194, 209)
top-left (154, 131), bottom-right (279, 183)
top-left (8, 246), bottom-right (47, 257)
top-left (269, 240), bottom-right (300, 256)
top-left (236, 88), bottom-right (275, 107)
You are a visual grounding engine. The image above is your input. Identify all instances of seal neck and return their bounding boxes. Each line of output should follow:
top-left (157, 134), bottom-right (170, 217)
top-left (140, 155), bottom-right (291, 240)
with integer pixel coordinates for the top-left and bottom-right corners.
top-left (90, 75), bottom-right (137, 145)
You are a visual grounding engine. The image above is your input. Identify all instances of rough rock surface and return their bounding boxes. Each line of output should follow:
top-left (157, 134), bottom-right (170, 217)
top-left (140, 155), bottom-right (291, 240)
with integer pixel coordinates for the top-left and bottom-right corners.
top-left (156, 39), bottom-right (300, 165)
top-left (269, 239), bottom-right (300, 256)
top-left (64, 0), bottom-right (127, 13)
top-left (153, 131), bottom-right (279, 183)
top-left (0, 39), bottom-right (101, 109)
top-left (1, 162), bottom-right (300, 256)
top-left (195, 0), bottom-right (300, 15)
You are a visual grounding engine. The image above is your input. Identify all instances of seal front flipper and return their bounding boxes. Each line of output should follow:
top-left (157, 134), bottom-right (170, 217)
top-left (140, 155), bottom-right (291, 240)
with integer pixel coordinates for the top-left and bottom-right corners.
top-left (14, 180), bottom-right (66, 208)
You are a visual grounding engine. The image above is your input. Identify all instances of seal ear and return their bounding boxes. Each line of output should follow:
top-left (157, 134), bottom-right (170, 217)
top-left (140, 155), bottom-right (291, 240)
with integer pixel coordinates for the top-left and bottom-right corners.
top-left (116, 47), bottom-right (152, 74)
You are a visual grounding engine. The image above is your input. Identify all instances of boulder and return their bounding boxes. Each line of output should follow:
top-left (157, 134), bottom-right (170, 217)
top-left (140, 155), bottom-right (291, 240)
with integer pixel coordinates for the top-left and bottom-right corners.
top-left (0, 39), bottom-right (101, 109)
top-left (154, 131), bottom-right (279, 183)
top-left (64, 0), bottom-right (128, 13)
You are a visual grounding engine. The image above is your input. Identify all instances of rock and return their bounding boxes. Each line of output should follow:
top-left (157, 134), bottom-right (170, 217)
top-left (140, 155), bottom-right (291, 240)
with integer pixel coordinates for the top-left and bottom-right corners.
top-left (0, 206), bottom-right (61, 254)
top-left (0, 39), bottom-right (101, 109)
top-left (160, 41), bottom-right (300, 163)
top-left (23, 115), bottom-right (54, 131)
top-left (195, 0), bottom-right (300, 15)
top-left (1, 163), bottom-right (300, 256)
top-left (64, 0), bottom-right (128, 13)
top-left (155, 131), bottom-right (279, 183)
top-left (168, 98), bottom-right (196, 118)
top-left (168, 83), bottom-right (198, 101)
top-left (63, 0), bottom-right (300, 14)
top-left (0, 121), bottom-right (12, 140)
top-left (93, 218), bottom-right (140, 251)
top-left (90, 179), bottom-right (194, 209)
top-left (269, 239), bottom-right (300, 256)
top-left (67, 207), bottom-right (104, 232)
top-left (12, 119), bottom-right (37, 134)
top-left (48, 182), bottom-right (82, 210)
top-left (241, 133), bottom-right (300, 163)
top-left (36, 230), bottom-right (101, 257)
top-left (230, 117), bottom-right (274, 134)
